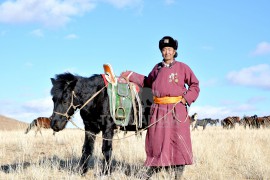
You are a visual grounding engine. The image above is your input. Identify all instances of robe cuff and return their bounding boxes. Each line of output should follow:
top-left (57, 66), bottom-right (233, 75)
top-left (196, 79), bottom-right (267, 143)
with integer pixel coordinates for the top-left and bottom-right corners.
top-left (128, 72), bottom-right (145, 87)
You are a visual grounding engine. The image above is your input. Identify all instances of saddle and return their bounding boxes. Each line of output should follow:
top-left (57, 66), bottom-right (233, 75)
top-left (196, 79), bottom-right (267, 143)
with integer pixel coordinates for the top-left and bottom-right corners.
top-left (103, 64), bottom-right (142, 127)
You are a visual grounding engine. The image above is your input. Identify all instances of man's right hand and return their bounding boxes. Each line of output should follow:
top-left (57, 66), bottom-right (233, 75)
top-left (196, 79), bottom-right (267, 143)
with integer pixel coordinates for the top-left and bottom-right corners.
top-left (120, 71), bottom-right (132, 79)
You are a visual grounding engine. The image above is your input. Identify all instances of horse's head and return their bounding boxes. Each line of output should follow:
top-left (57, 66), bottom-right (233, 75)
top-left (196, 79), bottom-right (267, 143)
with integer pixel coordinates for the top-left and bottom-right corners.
top-left (193, 113), bottom-right (198, 120)
top-left (50, 73), bottom-right (80, 132)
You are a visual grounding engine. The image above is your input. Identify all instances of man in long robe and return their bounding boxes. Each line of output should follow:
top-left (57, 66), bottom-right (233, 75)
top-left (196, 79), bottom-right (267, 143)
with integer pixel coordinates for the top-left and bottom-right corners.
top-left (121, 36), bottom-right (200, 179)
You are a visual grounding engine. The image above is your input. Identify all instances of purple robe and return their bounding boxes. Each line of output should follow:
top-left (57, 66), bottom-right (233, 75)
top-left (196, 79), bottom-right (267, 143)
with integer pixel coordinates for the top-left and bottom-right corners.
top-left (129, 60), bottom-right (200, 167)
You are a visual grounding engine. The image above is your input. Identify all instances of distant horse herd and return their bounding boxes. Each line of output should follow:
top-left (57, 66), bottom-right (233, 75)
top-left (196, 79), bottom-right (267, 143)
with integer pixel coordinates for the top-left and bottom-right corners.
top-left (189, 113), bottom-right (270, 130)
top-left (24, 113), bottom-right (270, 136)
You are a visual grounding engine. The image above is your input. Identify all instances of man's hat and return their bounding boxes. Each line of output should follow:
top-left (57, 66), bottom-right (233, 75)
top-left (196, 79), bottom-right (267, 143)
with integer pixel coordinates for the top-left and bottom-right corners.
top-left (159, 36), bottom-right (178, 50)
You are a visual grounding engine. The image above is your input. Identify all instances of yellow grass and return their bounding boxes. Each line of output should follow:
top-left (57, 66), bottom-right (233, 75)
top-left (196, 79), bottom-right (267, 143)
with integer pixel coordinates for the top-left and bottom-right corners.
top-left (0, 126), bottom-right (269, 179)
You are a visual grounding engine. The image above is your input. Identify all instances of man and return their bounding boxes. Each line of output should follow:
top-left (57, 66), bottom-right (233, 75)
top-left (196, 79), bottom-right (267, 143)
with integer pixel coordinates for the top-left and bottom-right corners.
top-left (121, 36), bottom-right (200, 179)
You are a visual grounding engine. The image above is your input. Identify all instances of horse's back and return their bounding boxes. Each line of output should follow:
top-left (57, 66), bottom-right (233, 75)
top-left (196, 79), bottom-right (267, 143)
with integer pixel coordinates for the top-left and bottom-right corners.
top-left (37, 117), bottom-right (51, 128)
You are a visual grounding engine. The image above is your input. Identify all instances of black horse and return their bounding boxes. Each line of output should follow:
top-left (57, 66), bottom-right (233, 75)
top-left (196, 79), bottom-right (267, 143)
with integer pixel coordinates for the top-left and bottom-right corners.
top-left (50, 72), bottom-right (152, 175)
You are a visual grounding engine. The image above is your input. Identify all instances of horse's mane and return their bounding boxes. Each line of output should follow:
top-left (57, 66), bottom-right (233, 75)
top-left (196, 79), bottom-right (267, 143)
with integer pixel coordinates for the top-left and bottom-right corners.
top-left (51, 72), bottom-right (79, 99)
top-left (191, 113), bottom-right (197, 118)
top-left (50, 72), bottom-right (101, 99)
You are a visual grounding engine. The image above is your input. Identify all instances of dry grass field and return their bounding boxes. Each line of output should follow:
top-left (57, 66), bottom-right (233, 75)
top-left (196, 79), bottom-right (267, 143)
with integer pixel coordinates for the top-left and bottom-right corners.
top-left (0, 120), bottom-right (270, 179)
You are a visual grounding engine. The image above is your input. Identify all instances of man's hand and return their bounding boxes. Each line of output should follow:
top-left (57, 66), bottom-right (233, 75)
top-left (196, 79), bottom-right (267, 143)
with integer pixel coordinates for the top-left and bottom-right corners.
top-left (181, 97), bottom-right (187, 105)
top-left (120, 71), bottom-right (132, 79)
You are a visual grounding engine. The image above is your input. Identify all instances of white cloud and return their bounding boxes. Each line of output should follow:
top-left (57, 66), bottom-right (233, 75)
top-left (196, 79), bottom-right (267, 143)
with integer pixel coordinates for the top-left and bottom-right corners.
top-left (0, 0), bottom-right (96, 27)
top-left (30, 29), bottom-right (44, 37)
top-left (0, 96), bottom-right (84, 129)
top-left (201, 78), bottom-right (218, 87)
top-left (250, 42), bottom-right (270, 56)
top-left (102, 0), bottom-right (143, 9)
top-left (165, 0), bottom-right (175, 5)
top-left (190, 105), bottom-right (232, 120)
top-left (22, 97), bottom-right (53, 113)
top-left (234, 104), bottom-right (257, 112)
top-left (0, 0), bottom-right (145, 27)
top-left (190, 103), bottom-right (259, 121)
top-left (65, 33), bottom-right (78, 39)
top-left (227, 64), bottom-right (270, 90)
top-left (0, 97), bottom-right (53, 123)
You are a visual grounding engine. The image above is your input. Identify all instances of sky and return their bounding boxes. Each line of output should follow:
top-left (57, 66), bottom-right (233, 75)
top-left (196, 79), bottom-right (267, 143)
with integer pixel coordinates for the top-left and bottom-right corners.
top-left (0, 0), bottom-right (269, 126)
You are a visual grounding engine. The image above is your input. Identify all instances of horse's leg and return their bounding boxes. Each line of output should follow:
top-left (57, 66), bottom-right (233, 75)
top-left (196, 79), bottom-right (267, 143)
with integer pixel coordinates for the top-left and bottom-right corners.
top-left (35, 127), bottom-right (39, 136)
top-left (39, 128), bottom-right (43, 136)
top-left (101, 126), bottom-right (114, 175)
top-left (193, 122), bottom-right (198, 131)
top-left (78, 132), bottom-right (96, 175)
top-left (227, 122), bottom-right (231, 129)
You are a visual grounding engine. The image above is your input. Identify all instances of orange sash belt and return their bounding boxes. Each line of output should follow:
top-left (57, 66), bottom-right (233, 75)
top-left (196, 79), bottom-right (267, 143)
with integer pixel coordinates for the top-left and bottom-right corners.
top-left (153, 96), bottom-right (183, 104)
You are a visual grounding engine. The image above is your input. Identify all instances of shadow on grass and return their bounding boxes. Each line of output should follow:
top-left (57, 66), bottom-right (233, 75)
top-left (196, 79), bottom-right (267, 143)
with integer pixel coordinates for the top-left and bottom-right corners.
top-left (0, 155), bottom-right (83, 174)
top-left (0, 155), bottom-right (144, 177)
top-left (0, 162), bottom-right (31, 173)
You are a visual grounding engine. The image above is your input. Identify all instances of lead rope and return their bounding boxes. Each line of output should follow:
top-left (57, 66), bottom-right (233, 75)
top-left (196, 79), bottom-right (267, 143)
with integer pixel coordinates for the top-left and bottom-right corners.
top-left (68, 99), bottom-right (189, 141)
top-left (79, 86), bottom-right (107, 111)
top-left (55, 84), bottom-right (189, 141)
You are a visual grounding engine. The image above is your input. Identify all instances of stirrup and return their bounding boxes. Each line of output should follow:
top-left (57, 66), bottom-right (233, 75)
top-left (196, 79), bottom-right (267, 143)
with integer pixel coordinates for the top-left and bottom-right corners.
top-left (115, 107), bottom-right (126, 120)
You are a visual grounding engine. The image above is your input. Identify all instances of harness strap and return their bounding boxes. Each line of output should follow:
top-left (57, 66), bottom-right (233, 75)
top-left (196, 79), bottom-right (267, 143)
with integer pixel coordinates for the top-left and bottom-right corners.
top-left (101, 74), bottom-right (108, 86)
top-left (79, 86), bottom-right (107, 111)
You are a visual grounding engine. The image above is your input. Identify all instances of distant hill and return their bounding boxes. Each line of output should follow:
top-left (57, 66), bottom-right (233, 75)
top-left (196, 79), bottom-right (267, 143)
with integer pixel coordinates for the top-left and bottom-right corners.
top-left (0, 115), bottom-right (28, 131)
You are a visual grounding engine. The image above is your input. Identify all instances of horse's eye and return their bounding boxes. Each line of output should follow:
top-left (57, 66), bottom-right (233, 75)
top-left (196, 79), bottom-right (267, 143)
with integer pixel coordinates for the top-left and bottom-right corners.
top-left (62, 101), bottom-right (69, 105)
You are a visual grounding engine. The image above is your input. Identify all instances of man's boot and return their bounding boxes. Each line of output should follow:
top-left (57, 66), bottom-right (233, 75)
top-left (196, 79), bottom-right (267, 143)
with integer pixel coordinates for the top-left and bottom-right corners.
top-left (138, 167), bottom-right (159, 180)
top-left (173, 165), bottom-right (185, 179)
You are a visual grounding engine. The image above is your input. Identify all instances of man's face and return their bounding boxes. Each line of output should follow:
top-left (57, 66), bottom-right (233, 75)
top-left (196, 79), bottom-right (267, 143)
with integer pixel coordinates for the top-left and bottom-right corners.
top-left (161, 47), bottom-right (176, 61)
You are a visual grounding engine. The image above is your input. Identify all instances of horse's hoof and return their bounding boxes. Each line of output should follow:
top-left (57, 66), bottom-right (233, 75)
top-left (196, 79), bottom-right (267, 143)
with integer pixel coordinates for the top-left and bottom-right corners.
top-left (94, 171), bottom-right (111, 178)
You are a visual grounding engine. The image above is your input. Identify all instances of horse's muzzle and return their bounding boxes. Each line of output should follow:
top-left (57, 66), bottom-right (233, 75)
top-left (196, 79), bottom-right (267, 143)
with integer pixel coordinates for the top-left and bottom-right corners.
top-left (50, 118), bottom-right (67, 132)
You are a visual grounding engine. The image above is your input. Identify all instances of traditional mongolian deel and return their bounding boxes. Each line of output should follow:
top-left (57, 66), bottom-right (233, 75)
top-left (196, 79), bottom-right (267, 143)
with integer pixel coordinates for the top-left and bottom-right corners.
top-left (128, 60), bottom-right (200, 167)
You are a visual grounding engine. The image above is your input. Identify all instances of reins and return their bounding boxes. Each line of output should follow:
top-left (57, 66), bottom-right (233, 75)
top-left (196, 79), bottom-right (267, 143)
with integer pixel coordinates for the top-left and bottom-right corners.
top-left (54, 86), bottom-right (107, 120)
top-left (53, 84), bottom-right (189, 141)
top-left (68, 99), bottom-right (189, 141)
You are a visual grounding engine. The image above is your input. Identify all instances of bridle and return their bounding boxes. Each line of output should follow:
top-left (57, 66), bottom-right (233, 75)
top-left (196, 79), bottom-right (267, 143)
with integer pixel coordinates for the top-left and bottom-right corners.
top-left (53, 86), bottom-right (107, 120)
top-left (53, 91), bottom-right (81, 120)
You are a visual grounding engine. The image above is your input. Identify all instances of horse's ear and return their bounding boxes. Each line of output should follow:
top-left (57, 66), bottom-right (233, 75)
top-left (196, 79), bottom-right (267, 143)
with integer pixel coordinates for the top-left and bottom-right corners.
top-left (51, 78), bottom-right (56, 85)
top-left (68, 79), bottom-right (78, 89)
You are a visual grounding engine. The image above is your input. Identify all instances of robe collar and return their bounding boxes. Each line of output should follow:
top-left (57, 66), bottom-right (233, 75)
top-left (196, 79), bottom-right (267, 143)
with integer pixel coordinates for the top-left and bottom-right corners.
top-left (160, 59), bottom-right (176, 69)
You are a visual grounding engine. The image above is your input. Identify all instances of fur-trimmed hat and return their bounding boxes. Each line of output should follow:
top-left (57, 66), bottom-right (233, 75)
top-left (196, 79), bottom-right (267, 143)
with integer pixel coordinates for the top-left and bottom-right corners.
top-left (159, 36), bottom-right (178, 50)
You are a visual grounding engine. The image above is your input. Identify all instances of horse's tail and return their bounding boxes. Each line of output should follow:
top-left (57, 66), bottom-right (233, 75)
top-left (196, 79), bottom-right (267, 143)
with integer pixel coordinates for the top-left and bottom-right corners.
top-left (25, 119), bottom-right (37, 134)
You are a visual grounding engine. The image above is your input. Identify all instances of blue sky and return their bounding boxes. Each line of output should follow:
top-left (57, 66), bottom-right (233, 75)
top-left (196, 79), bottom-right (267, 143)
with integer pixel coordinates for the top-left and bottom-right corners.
top-left (0, 0), bottom-right (269, 125)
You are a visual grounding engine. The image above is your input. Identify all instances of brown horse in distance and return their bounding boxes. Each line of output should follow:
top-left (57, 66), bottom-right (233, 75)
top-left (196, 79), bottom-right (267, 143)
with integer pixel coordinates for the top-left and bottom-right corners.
top-left (25, 117), bottom-right (55, 136)
top-left (222, 116), bottom-right (241, 129)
